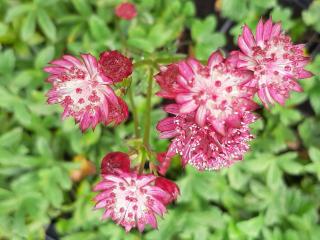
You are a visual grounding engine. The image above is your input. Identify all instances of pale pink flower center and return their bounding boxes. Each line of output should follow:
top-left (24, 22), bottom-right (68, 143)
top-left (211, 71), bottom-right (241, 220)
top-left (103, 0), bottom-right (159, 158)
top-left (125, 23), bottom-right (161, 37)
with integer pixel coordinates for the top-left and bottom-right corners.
top-left (178, 66), bottom-right (242, 119)
top-left (107, 178), bottom-right (156, 227)
top-left (57, 66), bottom-right (108, 115)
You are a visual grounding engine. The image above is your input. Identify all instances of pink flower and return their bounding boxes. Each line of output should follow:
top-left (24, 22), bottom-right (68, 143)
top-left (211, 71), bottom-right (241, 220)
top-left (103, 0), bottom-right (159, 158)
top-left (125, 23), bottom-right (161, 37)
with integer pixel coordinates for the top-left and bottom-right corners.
top-left (115, 2), bottom-right (137, 20)
top-left (98, 50), bottom-right (133, 83)
top-left (155, 51), bottom-right (257, 133)
top-left (157, 108), bottom-right (255, 171)
top-left (237, 18), bottom-right (313, 106)
top-left (44, 54), bottom-right (128, 131)
top-left (94, 172), bottom-right (170, 232)
top-left (101, 152), bottom-right (130, 175)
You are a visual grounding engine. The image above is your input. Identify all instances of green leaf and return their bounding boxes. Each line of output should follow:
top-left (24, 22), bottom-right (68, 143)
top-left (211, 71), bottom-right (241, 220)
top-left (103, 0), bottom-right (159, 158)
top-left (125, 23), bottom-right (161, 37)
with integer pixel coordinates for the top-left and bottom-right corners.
top-left (0, 128), bottom-right (23, 148)
top-left (35, 46), bottom-right (55, 69)
top-left (13, 102), bottom-right (32, 126)
top-left (127, 38), bottom-right (155, 53)
top-left (309, 147), bottom-right (320, 163)
top-left (237, 215), bottom-right (264, 238)
top-left (37, 9), bottom-right (56, 41)
top-left (220, 0), bottom-right (248, 21)
top-left (21, 11), bottom-right (36, 41)
top-left (267, 162), bottom-right (282, 190)
top-left (191, 16), bottom-right (217, 42)
top-left (5, 3), bottom-right (33, 22)
top-left (302, 0), bottom-right (320, 32)
top-left (71, 0), bottom-right (92, 16)
top-left (298, 118), bottom-right (320, 148)
top-left (89, 15), bottom-right (110, 41)
top-left (0, 49), bottom-right (15, 74)
top-left (182, 1), bottom-right (195, 16)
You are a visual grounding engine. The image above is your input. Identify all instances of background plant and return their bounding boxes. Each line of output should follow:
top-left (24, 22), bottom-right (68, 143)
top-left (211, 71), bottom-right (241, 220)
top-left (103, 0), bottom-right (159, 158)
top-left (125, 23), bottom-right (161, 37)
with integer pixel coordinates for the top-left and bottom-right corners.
top-left (0, 0), bottom-right (319, 239)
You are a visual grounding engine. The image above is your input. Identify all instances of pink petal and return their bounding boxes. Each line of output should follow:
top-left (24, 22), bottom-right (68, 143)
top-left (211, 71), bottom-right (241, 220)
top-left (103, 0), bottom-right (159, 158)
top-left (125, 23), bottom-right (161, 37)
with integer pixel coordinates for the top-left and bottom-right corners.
top-left (269, 88), bottom-right (286, 105)
top-left (146, 213), bottom-right (158, 229)
top-left (163, 104), bottom-right (180, 114)
top-left (156, 117), bottom-right (175, 132)
top-left (208, 50), bottom-right (224, 68)
top-left (255, 18), bottom-right (264, 42)
top-left (62, 54), bottom-right (82, 65)
top-left (211, 119), bottom-right (226, 136)
top-left (177, 61), bottom-right (194, 81)
top-left (243, 25), bottom-right (255, 48)
top-left (187, 58), bottom-right (202, 72)
top-left (176, 93), bottom-right (194, 103)
top-left (238, 36), bottom-right (251, 55)
top-left (81, 53), bottom-right (98, 76)
top-left (271, 22), bottom-right (281, 38)
top-left (179, 100), bottom-right (198, 114)
top-left (43, 66), bottom-right (65, 74)
top-left (195, 105), bottom-right (207, 126)
top-left (262, 19), bottom-right (273, 41)
top-left (298, 69), bottom-right (313, 79)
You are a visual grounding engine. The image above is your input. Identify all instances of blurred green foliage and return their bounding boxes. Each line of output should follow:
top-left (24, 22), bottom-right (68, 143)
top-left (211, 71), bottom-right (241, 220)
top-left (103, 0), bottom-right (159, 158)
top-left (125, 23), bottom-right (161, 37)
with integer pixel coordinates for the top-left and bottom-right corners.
top-left (0, 0), bottom-right (319, 239)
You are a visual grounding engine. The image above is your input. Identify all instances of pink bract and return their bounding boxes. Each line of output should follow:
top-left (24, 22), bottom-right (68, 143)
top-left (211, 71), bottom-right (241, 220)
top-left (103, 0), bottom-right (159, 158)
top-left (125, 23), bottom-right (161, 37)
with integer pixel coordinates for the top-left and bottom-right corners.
top-left (44, 54), bottom-right (128, 131)
top-left (94, 171), bottom-right (170, 232)
top-left (155, 177), bottom-right (180, 205)
top-left (155, 51), bottom-right (257, 133)
top-left (115, 2), bottom-right (137, 20)
top-left (237, 18), bottom-right (313, 106)
top-left (157, 110), bottom-right (256, 171)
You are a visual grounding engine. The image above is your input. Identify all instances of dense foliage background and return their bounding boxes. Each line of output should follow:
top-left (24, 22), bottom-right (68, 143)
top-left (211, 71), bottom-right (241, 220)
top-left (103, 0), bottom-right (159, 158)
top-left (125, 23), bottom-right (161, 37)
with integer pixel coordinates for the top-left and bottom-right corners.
top-left (0, 0), bottom-right (319, 239)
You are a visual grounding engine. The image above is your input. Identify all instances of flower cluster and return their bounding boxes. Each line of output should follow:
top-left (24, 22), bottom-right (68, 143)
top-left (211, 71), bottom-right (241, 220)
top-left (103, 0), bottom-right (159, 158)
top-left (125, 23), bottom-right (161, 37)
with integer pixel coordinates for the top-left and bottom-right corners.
top-left (44, 15), bottom-right (312, 232)
top-left (156, 51), bottom-right (257, 170)
top-left (156, 18), bottom-right (312, 171)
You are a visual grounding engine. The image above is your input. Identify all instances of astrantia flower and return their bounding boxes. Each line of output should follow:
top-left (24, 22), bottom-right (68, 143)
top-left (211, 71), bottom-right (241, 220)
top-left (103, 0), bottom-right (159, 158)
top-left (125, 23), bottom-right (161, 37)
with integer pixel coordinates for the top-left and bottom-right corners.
top-left (155, 51), bottom-right (257, 134)
top-left (101, 152), bottom-right (130, 175)
top-left (94, 172), bottom-right (170, 232)
top-left (115, 2), bottom-right (137, 20)
top-left (98, 50), bottom-right (133, 83)
top-left (44, 54), bottom-right (128, 131)
top-left (157, 108), bottom-right (255, 171)
top-left (237, 18), bottom-right (313, 106)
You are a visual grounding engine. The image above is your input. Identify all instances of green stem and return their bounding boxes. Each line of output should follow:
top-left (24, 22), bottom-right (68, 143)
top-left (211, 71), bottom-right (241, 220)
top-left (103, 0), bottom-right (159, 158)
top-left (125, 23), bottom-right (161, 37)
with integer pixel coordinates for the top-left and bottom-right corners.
top-left (143, 68), bottom-right (154, 148)
top-left (128, 83), bottom-right (140, 138)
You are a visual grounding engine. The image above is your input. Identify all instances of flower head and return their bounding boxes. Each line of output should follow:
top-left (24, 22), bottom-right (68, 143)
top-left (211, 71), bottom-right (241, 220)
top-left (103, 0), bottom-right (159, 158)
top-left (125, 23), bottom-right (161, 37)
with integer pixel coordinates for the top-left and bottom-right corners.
top-left (237, 18), bottom-right (313, 106)
top-left (155, 51), bottom-right (257, 133)
top-left (94, 172), bottom-right (170, 232)
top-left (98, 50), bottom-right (133, 83)
top-left (157, 109), bottom-right (255, 171)
top-left (44, 54), bottom-right (128, 131)
top-left (115, 2), bottom-right (137, 20)
top-left (101, 152), bottom-right (131, 175)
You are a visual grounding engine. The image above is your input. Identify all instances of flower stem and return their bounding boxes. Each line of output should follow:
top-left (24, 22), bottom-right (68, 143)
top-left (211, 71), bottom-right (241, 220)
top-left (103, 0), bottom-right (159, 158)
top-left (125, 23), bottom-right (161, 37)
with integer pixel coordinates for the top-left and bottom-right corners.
top-left (143, 68), bottom-right (154, 148)
top-left (128, 82), bottom-right (140, 138)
